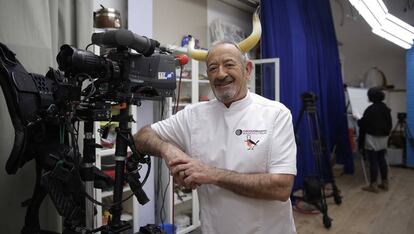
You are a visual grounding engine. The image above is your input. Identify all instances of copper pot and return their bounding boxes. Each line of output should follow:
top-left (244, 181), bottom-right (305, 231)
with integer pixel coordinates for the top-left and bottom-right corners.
top-left (94, 5), bottom-right (121, 29)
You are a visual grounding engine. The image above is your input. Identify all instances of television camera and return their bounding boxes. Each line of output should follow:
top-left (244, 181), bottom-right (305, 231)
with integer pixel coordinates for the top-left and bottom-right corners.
top-left (0, 29), bottom-right (183, 233)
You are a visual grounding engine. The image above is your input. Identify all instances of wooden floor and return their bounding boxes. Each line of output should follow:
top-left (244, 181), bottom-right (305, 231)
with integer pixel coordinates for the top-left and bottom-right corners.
top-left (293, 157), bottom-right (414, 234)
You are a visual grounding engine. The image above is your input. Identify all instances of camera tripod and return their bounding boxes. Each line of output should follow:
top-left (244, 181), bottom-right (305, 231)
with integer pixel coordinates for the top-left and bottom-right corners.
top-left (43, 103), bottom-right (151, 234)
top-left (293, 92), bottom-right (342, 229)
top-left (388, 113), bottom-right (413, 167)
top-left (83, 104), bottom-right (151, 234)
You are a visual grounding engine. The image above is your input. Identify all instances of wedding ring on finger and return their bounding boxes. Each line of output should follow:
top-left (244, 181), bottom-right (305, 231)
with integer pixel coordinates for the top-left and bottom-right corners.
top-left (179, 170), bottom-right (187, 178)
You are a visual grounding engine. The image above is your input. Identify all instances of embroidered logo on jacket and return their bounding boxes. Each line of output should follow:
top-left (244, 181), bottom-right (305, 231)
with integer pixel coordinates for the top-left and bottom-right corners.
top-left (244, 135), bottom-right (259, 150)
top-left (235, 129), bottom-right (267, 150)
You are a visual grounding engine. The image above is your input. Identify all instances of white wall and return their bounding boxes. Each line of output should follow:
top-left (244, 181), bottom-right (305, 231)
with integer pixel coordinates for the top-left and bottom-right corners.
top-left (0, 90), bottom-right (38, 233)
top-left (330, 0), bottom-right (412, 89)
top-left (153, 0), bottom-right (207, 47)
top-left (207, 0), bottom-right (251, 46)
top-left (151, 0), bottom-right (252, 48)
top-left (128, 0), bottom-right (152, 37)
top-left (128, 0), bottom-right (156, 227)
top-left (386, 91), bottom-right (407, 127)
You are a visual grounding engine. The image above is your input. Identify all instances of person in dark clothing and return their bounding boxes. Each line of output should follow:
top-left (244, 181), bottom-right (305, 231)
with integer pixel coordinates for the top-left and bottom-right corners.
top-left (357, 87), bottom-right (392, 193)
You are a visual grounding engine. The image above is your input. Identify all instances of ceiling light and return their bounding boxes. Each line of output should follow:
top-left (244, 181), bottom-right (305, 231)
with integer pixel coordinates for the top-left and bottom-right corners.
top-left (349, 0), bottom-right (382, 28)
top-left (372, 28), bottom-right (413, 49)
top-left (349, 0), bottom-right (414, 49)
top-left (382, 16), bottom-right (414, 44)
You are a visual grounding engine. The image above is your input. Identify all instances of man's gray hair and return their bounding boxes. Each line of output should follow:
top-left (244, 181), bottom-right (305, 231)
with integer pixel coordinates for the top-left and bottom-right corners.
top-left (207, 39), bottom-right (249, 65)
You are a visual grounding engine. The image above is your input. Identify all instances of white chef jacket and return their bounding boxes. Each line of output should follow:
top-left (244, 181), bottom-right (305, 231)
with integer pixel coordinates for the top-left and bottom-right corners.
top-left (152, 91), bottom-right (297, 234)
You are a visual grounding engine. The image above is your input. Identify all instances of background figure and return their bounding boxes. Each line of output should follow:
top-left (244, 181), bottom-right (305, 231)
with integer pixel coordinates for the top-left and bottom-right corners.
top-left (357, 87), bottom-right (392, 193)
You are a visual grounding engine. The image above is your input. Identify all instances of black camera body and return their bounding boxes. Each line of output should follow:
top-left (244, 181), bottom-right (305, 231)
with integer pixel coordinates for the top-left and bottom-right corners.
top-left (104, 50), bottom-right (177, 100)
top-left (0, 29), bottom-right (179, 233)
top-left (1, 29), bottom-right (178, 173)
top-left (57, 41), bottom-right (176, 105)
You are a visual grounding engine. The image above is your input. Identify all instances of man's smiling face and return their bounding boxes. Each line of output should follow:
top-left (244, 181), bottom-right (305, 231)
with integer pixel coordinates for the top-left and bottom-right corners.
top-left (206, 43), bottom-right (252, 107)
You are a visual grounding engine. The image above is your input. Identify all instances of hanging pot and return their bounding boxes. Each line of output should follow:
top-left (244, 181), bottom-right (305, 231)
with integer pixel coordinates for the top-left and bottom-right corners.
top-left (94, 5), bottom-right (121, 29)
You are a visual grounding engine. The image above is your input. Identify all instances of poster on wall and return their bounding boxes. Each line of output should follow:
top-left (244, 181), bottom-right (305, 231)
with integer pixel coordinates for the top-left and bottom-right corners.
top-left (346, 87), bottom-right (370, 119)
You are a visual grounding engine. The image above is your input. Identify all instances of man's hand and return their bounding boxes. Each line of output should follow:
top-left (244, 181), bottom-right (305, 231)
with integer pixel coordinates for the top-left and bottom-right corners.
top-left (170, 157), bottom-right (294, 201)
top-left (169, 158), bottom-right (214, 189)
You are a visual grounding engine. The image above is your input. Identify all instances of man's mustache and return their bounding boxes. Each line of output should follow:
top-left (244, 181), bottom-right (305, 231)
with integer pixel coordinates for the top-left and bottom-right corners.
top-left (214, 76), bottom-right (234, 86)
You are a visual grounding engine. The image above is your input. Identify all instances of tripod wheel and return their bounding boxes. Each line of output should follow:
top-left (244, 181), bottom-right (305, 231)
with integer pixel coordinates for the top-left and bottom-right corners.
top-left (323, 214), bottom-right (332, 229)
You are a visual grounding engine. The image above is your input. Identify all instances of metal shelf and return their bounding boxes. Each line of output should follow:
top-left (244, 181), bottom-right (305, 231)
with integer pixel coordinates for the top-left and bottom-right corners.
top-left (177, 223), bottom-right (201, 234)
top-left (174, 192), bottom-right (192, 205)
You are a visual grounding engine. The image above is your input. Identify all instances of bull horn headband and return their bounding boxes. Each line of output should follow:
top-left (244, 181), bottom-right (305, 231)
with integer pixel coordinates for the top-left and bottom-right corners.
top-left (187, 7), bottom-right (261, 61)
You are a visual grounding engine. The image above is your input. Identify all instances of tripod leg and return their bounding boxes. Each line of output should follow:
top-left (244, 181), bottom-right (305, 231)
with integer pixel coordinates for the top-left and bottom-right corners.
top-left (385, 150), bottom-right (393, 179)
top-left (331, 178), bottom-right (342, 205)
top-left (83, 121), bottom-right (96, 231)
top-left (361, 154), bottom-right (369, 185)
top-left (109, 107), bottom-right (132, 233)
top-left (306, 110), bottom-right (334, 228)
top-left (312, 111), bottom-right (342, 205)
top-left (323, 213), bottom-right (332, 228)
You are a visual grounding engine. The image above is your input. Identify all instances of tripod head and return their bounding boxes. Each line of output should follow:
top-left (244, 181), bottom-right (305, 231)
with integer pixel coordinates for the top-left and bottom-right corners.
top-left (397, 112), bottom-right (407, 124)
top-left (295, 92), bottom-right (319, 135)
top-left (388, 112), bottom-right (407, 149)
top-left (301, 92), bottom-right (317, 108)
top-left (300, 92), bottom-right (318, 113)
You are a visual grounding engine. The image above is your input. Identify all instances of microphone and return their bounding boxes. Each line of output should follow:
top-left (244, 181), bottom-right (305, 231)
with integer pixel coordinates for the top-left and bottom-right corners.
top-left (91, 29), bottom-right (160, 57)
top-left (175, 54), bottom-right (189, 66)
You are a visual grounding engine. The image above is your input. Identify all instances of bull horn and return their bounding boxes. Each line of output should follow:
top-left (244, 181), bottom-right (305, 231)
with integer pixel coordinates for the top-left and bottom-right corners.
top-left (187, 37), bottom-right (208, 61)
top-left (237, 7), bottom-right (261, 53)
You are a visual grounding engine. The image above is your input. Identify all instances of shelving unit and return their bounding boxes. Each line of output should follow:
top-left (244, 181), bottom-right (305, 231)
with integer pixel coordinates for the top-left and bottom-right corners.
top-left (99, 189), bottom-right (136, 234)
top-left (173, 189), bottom-right (200, 234)
top-left (156, 45), bottom-right (206, 233)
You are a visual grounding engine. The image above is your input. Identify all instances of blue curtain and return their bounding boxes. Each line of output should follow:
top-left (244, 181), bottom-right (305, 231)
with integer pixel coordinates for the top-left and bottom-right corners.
top-left (406, 47), bottom-right (414, 167)
top-left (261, 0), bottom-right (354, 191)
